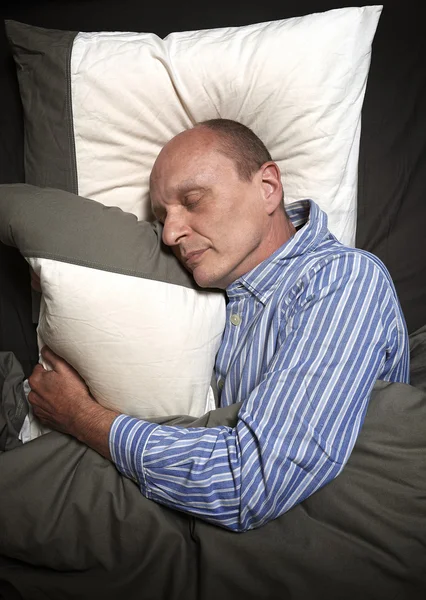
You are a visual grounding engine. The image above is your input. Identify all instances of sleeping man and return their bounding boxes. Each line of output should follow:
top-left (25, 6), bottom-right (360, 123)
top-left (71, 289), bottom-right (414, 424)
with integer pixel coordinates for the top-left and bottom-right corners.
top-left (27, 118), bottom-right (410, 532)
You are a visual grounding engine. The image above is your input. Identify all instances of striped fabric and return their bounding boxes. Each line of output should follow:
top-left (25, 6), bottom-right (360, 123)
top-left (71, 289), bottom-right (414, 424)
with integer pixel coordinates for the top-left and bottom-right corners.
top-left (110, 200), bottom-right (409, 532)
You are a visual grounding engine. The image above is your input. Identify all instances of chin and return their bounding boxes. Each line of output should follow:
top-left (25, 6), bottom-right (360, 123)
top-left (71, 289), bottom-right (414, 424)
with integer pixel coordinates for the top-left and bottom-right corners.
top-left (193, 269), bottom-right (223, 290)
top-left (193, 274), bottom-right (213, 288)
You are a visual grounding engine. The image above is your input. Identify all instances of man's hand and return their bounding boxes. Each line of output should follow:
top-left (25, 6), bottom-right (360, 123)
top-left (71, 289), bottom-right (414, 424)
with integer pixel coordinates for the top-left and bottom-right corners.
top-left (28, 346), bottom-right (93, 437)
top-left (28, 346), bottom-right (119, 459)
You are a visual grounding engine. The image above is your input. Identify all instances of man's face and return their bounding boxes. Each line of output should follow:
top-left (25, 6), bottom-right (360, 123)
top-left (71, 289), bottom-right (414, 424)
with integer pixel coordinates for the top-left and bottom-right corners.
top-left (150, 129), bottom-right (276, 289)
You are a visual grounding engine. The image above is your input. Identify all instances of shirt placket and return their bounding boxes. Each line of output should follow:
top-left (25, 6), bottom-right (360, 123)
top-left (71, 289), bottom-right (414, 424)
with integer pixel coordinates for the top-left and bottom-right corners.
top-left (216, 296), bottom-right (247, 401)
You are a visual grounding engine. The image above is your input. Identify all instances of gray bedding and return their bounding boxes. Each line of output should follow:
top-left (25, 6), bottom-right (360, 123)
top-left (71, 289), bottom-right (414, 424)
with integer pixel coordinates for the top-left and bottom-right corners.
top-left (0, 330), bottom-right (426, 600)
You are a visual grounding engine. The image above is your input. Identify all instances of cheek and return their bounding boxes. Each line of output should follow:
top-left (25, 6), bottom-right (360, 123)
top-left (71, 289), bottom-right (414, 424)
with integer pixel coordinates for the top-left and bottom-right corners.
top-left (172, 246), bottom-right (182, 261)
top-left (225, 222), bottom-right (257, 249)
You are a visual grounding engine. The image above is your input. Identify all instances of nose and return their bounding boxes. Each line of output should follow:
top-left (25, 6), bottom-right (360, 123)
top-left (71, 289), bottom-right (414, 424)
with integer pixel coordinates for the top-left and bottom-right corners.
top-left (162, 211), bottom-right (190, 247)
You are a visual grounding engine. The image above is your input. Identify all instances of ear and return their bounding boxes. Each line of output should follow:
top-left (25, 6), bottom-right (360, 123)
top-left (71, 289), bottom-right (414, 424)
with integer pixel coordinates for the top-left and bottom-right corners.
top-left (259, 162), bottom-right (283, 215)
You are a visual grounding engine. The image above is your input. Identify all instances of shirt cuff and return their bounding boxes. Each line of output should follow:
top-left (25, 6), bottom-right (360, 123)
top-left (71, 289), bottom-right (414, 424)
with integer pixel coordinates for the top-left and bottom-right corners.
top-left (109, 414), bottom-right (159, 493)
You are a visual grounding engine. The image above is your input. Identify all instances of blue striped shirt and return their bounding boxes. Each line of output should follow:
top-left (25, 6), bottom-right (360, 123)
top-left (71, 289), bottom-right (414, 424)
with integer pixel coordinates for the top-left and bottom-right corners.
top-left (110, 200), bottom-right (409, 532)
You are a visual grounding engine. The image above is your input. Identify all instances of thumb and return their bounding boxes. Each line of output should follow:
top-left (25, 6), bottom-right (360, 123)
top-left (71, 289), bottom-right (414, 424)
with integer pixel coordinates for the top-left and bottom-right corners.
top-left (40, 346), bottom-right (62, 371)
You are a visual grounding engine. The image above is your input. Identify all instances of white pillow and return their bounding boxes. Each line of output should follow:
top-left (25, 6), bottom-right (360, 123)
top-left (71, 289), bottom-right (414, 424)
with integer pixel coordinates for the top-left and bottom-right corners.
top-left (7, 6), bottom-right (382, 246)
top-left (0, 185), bottom-right (226, 427)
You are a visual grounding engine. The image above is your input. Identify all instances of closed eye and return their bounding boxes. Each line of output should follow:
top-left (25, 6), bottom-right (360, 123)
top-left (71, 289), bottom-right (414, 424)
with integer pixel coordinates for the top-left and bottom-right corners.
top-left (185, 199), bottom-right (200, 211)
top-left (184, 193), bottom-right (205, 211)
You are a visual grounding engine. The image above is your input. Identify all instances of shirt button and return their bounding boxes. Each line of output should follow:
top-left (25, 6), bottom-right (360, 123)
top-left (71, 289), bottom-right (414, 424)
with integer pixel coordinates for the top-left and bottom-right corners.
top-left (218, 379), bottom-right (224, 390)
top-left (230, 314), bottom-right (242, 326)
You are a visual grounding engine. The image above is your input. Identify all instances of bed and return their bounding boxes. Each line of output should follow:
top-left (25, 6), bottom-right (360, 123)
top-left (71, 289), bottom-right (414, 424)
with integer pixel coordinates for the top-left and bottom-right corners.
top-left (0, 1), bottom-right (425, 599)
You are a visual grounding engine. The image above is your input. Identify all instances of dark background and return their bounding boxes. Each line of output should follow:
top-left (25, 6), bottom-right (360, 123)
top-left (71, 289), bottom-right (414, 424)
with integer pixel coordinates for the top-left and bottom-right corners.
top-left (1, 0), bottom-right (425, 373)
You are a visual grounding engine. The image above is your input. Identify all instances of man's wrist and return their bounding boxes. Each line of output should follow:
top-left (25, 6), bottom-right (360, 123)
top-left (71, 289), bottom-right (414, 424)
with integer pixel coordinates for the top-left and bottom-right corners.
top-left (71, 395), bottom-right (120, 460)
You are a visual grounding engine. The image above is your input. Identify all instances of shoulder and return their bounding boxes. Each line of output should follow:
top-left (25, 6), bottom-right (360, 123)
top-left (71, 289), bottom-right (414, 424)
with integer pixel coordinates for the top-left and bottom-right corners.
top-left (275, 243), bottom-right (400, 316)
top-left (303, 243), bottom-right (396, 291)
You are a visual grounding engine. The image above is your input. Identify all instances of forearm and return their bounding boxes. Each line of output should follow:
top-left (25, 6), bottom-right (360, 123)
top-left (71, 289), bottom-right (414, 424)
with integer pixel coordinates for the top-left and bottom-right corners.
top-left (110, 414), bottom-right (245, 529)
top-left (71, 400), bottom-right (119, 460)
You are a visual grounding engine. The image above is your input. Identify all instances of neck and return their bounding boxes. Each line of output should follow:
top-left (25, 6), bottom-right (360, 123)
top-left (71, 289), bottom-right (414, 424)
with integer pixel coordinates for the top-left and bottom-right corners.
top-left (223, 211), bottom-right (297, 290)
top-left (267, 209), bottom-right (296, 254)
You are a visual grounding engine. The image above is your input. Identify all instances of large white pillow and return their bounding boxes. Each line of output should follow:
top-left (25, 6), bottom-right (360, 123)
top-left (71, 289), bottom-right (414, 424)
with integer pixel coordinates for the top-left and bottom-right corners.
top-left (6, 6), bottom-right (382, 246)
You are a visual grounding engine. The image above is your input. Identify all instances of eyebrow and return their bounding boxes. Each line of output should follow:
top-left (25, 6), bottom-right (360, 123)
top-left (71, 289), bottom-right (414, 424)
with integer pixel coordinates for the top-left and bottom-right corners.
top-left (175, 180), bottom-right (207, 195)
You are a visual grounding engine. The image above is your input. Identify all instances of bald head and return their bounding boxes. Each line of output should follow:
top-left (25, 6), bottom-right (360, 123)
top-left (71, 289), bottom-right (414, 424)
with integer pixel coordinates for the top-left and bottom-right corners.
top-left (148, 119), bottom-right (294, 290)
top-left (151, 119), bottom-right (274, 189)
top-left (150, 126), bottom-right (219, 190)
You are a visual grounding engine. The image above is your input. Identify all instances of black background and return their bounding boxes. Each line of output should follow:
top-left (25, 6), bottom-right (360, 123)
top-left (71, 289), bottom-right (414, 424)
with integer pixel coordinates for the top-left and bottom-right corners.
top-left (1, 0), bottom-right (425, 371)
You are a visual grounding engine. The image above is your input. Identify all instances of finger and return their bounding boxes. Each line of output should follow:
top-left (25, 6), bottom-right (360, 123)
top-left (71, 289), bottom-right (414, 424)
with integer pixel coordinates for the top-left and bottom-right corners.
top-left (28, 389), bottom-right (43, 407)
top-left (40, 346), bottom-right (62, 370)
top-left (41, 345), bottom-right (78, 377)
top-left (28, 363), bottom-right (46, 387)
top-left (32, 406), bottom-right (54, 427)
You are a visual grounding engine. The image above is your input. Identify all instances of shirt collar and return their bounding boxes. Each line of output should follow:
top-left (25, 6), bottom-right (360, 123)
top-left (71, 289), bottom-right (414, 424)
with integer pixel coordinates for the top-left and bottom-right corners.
top-left (227, 200), bottom-right (331, 303)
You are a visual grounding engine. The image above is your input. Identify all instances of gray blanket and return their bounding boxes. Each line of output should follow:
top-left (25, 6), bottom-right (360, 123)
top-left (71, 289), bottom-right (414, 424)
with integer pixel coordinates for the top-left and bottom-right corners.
top-left (0, 330), bottom-right (426, 600)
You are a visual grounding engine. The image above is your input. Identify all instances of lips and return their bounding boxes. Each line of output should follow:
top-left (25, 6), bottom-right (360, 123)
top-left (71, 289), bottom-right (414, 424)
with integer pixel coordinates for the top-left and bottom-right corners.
top-left (184, 249), bottom-right (206, 267)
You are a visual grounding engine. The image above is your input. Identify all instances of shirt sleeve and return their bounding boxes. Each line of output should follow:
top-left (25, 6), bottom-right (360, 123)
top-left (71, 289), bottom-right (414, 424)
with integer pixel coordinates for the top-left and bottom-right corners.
top-left (110, 254), bottom-right (409, 532)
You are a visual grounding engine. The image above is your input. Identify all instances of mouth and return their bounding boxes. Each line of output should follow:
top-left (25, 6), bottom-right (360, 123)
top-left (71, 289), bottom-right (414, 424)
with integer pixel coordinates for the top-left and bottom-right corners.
top-left (184, 249), bottom-right (207, 268)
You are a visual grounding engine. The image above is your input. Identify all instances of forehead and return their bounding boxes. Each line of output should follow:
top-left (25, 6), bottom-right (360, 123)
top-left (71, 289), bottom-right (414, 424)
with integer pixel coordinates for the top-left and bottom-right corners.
top-left (150, 135), bottom-right (236, 201)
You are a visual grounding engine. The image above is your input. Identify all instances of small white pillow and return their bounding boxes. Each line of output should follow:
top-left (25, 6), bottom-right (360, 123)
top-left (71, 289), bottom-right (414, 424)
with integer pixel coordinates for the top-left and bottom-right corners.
top-left (0, 185), bottom-right (226, 424)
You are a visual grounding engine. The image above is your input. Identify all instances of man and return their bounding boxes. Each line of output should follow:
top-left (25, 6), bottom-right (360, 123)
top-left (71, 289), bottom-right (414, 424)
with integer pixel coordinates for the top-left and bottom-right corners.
top-left (28, 119), bottom-right (409, 532)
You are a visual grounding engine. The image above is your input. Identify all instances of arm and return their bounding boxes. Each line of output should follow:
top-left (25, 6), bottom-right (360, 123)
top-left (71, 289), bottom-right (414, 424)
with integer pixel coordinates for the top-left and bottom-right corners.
top-left (109, 255), bottom-right (409, 531)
